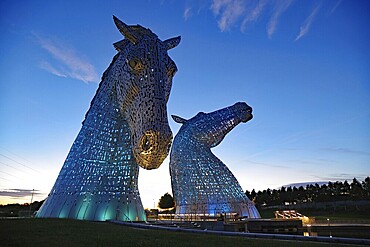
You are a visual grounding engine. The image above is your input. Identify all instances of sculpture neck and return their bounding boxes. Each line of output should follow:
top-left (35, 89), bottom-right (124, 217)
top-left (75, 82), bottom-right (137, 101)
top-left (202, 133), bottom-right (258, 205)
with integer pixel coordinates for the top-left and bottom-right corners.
top-left (170, 133), bottom-right (215, 164)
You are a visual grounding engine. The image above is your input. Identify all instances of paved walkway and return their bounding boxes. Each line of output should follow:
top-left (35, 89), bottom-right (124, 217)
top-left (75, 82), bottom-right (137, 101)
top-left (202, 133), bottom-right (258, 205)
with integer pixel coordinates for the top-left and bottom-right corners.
top-left (109, 220), bottom-right (370, 246)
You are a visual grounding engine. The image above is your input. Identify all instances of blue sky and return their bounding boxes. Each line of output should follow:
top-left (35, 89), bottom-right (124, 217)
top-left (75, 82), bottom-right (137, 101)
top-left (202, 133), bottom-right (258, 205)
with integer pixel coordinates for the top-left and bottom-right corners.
top-left (0, 0), bottom-right (369, 208)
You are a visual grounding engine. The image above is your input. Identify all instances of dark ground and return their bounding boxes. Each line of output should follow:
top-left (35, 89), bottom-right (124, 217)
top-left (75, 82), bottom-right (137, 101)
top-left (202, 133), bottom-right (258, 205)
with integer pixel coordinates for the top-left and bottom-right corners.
top-left (0, 218), bottom-right (363, 247)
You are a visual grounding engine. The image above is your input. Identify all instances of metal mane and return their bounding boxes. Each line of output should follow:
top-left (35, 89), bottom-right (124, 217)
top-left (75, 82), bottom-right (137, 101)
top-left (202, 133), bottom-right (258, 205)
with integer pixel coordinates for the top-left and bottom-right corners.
top-left (170, 102), bottom-right (260, 218)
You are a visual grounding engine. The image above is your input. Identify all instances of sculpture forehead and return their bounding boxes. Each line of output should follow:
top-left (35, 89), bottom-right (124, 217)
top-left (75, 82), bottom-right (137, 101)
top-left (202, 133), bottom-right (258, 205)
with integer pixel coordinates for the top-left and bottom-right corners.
top-left (131, 25), bottom-right (158, 39)
top-left (114, 29), bottom-right (162, 54)
top-left (120, 37), bottom-right (175, 69)
top-left (179, 113), bottom-right (222, 134)
top-left (177, 107), bottom-right (243, 137)
top-left (127, 27), bottom-right (168, 53)
top-left (190, 110), bottom-right (233, 124)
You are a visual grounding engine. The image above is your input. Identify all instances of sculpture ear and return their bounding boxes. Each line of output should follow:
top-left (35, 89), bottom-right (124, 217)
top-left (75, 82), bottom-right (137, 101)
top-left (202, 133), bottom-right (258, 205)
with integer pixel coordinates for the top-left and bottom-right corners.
top-left (171, 115), bottom-right (187, 124)
top-left (163, 36), bottom-right (181, 50)
top-left (113, 15), bottom-right (138, 44)
top-left (113, 40), bottom-right (126, 51)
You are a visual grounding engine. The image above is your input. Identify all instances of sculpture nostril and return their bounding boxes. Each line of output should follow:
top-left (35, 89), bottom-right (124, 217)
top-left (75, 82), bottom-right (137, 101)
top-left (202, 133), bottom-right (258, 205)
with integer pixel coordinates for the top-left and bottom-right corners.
top-left (142, 135), bottom-right (151, 151)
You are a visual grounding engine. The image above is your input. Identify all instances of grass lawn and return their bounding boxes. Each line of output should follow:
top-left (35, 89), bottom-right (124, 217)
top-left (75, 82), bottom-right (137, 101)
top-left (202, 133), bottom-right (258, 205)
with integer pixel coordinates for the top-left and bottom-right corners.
top-left (0, 218), bottom-right (363, 247)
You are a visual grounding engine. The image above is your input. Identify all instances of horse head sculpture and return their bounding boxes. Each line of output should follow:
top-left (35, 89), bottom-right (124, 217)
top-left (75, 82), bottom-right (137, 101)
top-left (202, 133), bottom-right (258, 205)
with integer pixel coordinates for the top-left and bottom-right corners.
top-left (111, 16), bottom-right (180, 169)
top-left (36, 17), bottom-right (181, 221)
top-left (170, 102), bottom-right (259, 218)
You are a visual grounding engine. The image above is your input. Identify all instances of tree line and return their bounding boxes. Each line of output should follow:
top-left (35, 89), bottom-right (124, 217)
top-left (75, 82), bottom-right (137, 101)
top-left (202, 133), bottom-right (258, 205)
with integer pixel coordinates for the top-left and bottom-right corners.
top-left (0, 200), bottom-right (44, 217)
top-left (156, 177), bottom-right (370, 210)
top-left (245, 177), bottom-right (370, 208)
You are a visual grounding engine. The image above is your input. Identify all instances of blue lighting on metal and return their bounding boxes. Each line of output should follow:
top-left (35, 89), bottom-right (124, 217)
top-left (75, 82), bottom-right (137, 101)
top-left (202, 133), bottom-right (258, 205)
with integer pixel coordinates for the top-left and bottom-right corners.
top-left (36, 16), bottom-right (180, 221)
top-left (170, 102), bottom-right (260, 218)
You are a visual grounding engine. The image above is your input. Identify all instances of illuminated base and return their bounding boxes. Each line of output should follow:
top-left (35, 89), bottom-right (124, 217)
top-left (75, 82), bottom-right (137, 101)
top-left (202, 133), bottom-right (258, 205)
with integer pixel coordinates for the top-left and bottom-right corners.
top-left (36, 193), bottom-right (145, 221)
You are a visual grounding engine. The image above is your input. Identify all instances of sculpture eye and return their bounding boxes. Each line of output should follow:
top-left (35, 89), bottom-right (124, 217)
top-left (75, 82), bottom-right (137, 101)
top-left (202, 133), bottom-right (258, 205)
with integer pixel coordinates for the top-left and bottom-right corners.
top-left (128, 58), bottom-right (144, 71)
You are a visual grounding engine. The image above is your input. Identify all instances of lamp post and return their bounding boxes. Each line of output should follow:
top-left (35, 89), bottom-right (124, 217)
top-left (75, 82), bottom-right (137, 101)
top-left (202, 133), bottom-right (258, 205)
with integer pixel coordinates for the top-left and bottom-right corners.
top-left (327, 218), bottom-right (332, 238)
top-left (29, 189), bottom-right (34, 217)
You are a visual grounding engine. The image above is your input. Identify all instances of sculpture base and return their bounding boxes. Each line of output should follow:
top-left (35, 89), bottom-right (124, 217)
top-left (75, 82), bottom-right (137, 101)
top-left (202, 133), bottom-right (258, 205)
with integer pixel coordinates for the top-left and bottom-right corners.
top-left (36, 194), bottom-right (146, 222)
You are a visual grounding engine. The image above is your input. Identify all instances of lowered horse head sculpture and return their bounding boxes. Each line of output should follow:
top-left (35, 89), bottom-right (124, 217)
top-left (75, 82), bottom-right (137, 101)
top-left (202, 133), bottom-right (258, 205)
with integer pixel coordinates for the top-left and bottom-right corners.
top-left (112, 16), bottom-right (180, 169)
top-left (170, 102), bottom-right (260, 218)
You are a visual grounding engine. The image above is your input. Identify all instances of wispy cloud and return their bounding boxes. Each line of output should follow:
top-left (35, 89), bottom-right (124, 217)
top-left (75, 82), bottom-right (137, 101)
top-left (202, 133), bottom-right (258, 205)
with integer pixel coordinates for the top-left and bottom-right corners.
top-left (329, 0), bottom-right (342, 15)
top-left (211, 0), bottom-right (246, 32)
top-left (282, 181), bottom-right (328, 188)
top-left (0, 189), bottom-right (42, 198)
top-left (267, 0), bottom-right (294, 38)
top-left (208, 0), bottom-right (340, 39)
top-left (286, 158), bottom-right (332, 166)
top-left (242, 159), bottom-right (289, 169)
top-left (295, 4), bottom-right (321, 41)
top-left (241, 0), bottom-right (268, 32)
top-left (39, 61), bottom-right (67, 78)
top-left (312, 173), bottom-right (368, 181)
top-left (285, 157), bottom-right (336, 165)
top-left (321, 147), bottom-right (370, 156)
top-left (184, 7), bottom-right (192, 21)
top-left (33, 33), bottom-right (99, 83)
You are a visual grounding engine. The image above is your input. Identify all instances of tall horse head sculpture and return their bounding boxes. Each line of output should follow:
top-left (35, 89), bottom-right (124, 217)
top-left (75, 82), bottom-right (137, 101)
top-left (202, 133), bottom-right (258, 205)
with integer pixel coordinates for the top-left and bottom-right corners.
top-left (170, 102), bottom-right (260, 219)
top-left (111, 16), bottom-right (180, 169)
top-left (36, 16), bottom-right (180, 221)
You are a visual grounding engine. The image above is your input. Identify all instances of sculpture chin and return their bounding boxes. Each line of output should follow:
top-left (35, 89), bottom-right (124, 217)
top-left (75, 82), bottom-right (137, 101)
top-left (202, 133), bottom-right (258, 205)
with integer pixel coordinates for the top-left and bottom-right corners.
top-left (133, 150), bottom-right (167, 170)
